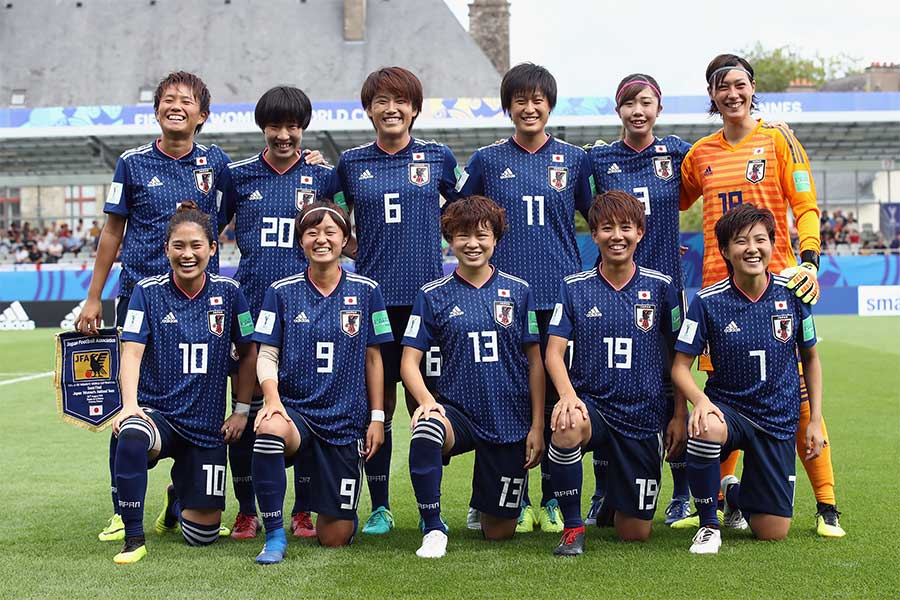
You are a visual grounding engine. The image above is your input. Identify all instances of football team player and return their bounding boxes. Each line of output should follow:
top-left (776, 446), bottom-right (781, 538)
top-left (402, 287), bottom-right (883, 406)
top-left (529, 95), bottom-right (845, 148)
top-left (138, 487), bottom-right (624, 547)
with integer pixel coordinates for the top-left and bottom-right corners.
top-left (586, 73), bottom-right (692, 527)
top-left (680, 54), bottom-right (844, 537)
top-left (401, 195), bottom-right (545, 558)
top-left (218, 85), bottom-right (340, 540)
top-left (458, 63), bottom-right (592, 533)
top-left (672, 204), bottom-right (825, 554)
top-left (75, 71), bottom-right (233, 543)
top-left (545, 191), bottom-right (683, 555)
top-left (109, 202), bottom-right (257, 564)
top-left (250, 201), bottom-right (393, 563)
top-left (336, 67), bottom-right (464, 534)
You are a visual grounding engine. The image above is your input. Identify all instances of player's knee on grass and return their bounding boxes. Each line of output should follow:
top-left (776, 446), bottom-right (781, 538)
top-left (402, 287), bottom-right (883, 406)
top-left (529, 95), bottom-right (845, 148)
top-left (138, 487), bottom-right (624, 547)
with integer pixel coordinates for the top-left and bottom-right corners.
top-left (614, 513), bottom-right (652, 542)
top-left (749, 514), bottom-right (791, 541)
top-left (480, 513), bottom-right (517, 541)
top-left (316, 515), bottom-right (355, 547)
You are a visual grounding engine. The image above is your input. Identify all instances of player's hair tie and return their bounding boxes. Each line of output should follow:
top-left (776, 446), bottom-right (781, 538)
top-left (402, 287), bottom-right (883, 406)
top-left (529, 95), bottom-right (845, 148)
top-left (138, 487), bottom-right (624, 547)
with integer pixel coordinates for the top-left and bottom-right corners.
top-left (298, 206), bottom-right (347, 228)
top-left (615, 79), bottom-right (662, 105)
top-left (707, 66), bottom-right (753, 84)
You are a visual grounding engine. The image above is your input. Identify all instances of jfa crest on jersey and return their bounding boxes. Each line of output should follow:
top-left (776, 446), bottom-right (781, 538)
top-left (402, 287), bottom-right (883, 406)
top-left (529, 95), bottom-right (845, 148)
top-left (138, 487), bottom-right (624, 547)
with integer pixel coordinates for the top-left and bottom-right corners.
top-left (746, 159), bottom-right (766, 184)
top-left (675, 274), bottom-right (817, 440)
top-left (337, 138), bottom-right (463, 306)
top-left (589, 136), bottom-right (692, 291)
top-left (403, 269), bottom-right (539, 444)
top-left (219, 151), bottom-right (341, 318)
top-left (548, 266), bottom-right (681, 439)
top-left (104, 141), bottom-right (231, 296)
top-left (459, 137), bottom-right (593, 309)
top-left (120, 273), bottom-right (254, 447)
top-left (252, 271), bottom-right (392, 444)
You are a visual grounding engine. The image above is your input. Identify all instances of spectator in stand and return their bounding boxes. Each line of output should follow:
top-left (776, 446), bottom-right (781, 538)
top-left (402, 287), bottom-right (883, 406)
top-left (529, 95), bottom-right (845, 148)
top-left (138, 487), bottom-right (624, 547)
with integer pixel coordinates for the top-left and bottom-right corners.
top-left (15, 244), bottom-right (29, 264)
top-left (871, 234), bottom-right (889, 254)
top-left (847, 228), bottom-right (861, 246)
top-left (90, 219), bottom-right (101, 253)
top-left (846, 212), bottom-right (858, 227)
top-left (27, 241), bottom-right (43, 264)
top-left (835, 228), bottom-right (849, 248)
top-left (820, 210), bottom-right (830, 227)
top-left (890, 232), bottom-right (900, 254)
top-left (832, 210), bottom-right (846, 230)
top-left (46, 237), bottom-right (64, 263)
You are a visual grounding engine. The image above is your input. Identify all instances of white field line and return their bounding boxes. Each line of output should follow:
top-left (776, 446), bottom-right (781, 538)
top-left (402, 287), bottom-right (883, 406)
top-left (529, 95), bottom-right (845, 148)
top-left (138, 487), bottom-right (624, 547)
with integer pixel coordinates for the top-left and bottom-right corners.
top-left (0, 371), bottom-right (54, 386)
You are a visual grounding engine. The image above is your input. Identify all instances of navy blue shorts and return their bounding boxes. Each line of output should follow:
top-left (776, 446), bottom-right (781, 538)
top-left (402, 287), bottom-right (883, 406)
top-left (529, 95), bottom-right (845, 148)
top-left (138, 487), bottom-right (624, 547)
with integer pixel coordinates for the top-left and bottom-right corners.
top-left (443, 404), bottom-right (527, 520)
top-left (719, 403), bottom-right (796, 518)
top-left (382, 305), bottom-right (437, 389)
top-left (144, 409), bottom-right (227, 511)
top-left (586, 404), bottom-right (663, 520)
top-left (115, 295), bottom-right (130, 328)
top-left (284, 405), bottom-right (365, 521)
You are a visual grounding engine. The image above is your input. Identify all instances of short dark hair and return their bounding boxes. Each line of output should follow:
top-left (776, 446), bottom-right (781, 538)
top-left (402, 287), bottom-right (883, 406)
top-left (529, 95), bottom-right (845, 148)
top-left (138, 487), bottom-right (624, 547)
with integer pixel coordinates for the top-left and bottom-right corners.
top-left (254, 86), bottom-right (313, 130)
top-left (500, 63), bottom-right (557, 114)
top-left (360, 67), bottom-right (424, 128)
top-left (166, 200), bottom-right (215, 244)
top-left (441, 195), bottom-right (508, 242)
top-left (154, 71), bottom-right (211, 134)
top-left (615, 73), bottom-right (662, 109)
top-left (705, 54), bottom-right (759, 116)
top-left (588, 190), bottom-right (646, 233)
top-left (296, 201), bottom-right (351, 244)
top-left (715, 204), bottom-right (776, 271)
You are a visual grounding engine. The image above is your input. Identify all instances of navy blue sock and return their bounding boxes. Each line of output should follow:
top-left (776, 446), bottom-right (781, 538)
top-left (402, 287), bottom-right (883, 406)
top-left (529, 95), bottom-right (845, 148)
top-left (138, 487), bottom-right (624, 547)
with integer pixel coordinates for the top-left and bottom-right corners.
top-left (687, 438), bottom-right (722, 528)
top-left (522, 486), bottom-right (532, 507)
top-left (115, 418), bottom-right (155, 538)
top-left (540, 453), bottom-right (554, 507)
top-left (108, 432), bottom-right (119, 514)
top-left (669, 451), bottom-right (690, 498)
top-left (252, 434), bottom-right (286, 533)
top-left (409, 418), bottom-right (446, 534)
top-left (367, 420), bottom-right (392, 511)
top-left (180, 516), bottom-right (220, 546)
top-left (229, 423), bottom-right (257, 516)
top-left (548, 443), bottom-right (583, 529)
top-left (591, 450), bottom-right (609, 500)
top-left (725, 480), bottom-right (742, 510)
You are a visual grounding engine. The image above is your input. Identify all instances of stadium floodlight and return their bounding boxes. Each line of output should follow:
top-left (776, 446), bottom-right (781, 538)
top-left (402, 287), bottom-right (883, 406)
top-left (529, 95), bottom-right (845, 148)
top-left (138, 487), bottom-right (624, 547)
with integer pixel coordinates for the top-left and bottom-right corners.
top-left (138, 87), bottom-right (154, 104)
top-left (10, 89), bottom-right (25, 107)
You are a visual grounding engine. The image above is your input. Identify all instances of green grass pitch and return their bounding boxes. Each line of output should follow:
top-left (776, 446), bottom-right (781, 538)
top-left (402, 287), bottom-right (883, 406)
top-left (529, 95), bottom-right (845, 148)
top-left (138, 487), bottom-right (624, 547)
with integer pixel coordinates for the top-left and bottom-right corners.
top-left (0, 316), bottom-right (898, 599)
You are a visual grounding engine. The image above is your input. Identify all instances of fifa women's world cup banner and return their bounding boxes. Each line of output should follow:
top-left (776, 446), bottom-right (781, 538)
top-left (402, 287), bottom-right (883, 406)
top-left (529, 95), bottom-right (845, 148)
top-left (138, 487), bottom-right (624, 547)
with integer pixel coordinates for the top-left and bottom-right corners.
top-left (54, 329), bottom-right (122, 431)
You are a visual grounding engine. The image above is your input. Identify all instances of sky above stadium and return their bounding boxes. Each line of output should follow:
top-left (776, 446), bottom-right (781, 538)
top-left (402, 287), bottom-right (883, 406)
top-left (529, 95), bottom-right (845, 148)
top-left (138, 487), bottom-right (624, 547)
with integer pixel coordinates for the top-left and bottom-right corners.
top-left (443, 0), bottom-right (900, 97)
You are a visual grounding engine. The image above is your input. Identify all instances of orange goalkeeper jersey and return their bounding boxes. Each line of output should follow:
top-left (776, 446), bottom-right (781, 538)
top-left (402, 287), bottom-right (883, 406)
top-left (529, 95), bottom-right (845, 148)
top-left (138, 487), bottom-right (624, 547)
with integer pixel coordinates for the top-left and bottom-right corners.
top-left (680, 120), bottom-right (821, 286)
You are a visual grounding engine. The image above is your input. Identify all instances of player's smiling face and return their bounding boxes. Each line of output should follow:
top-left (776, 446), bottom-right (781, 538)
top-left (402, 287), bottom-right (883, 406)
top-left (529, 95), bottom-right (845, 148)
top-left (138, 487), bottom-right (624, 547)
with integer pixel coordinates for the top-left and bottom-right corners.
top-left (722, 222), bottom-right (772, 277)
top-left (264, 121), bottom-right (303, 162)
top-left (166, 222), bottom-right (216, 284)
top-left (367, 91), bottom-right (417, 138)
top-left (710, 69), bottom-right (755, 122)
top-left (509, 89), bottom-right (550, 136)
top-left (592, 218), bottom-right (643, 266)
top-left (450, 222), bottom-right (496, 272)
top-left (301, 214), bottom-right (347, 267)
top-left (155, 84), bottom-right (207, 138)
top-left (617, 87), bottom-right (660, 139)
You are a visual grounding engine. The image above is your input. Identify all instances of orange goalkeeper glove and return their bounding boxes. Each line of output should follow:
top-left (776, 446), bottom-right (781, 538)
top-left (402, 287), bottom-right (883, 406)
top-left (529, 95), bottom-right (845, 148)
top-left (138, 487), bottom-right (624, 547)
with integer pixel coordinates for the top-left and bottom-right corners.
top-left (779, 262), bottom-right (819, 305)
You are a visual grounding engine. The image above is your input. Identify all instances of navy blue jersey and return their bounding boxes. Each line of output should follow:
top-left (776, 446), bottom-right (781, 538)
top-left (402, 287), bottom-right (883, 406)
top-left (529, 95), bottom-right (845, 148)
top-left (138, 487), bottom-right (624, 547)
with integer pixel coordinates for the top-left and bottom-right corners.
top-left (252, 270), bottom-right (393, 445)
top-left (337, 138), bottom-right (463, 306)
top-left (547, 266), bottom-right (682, 439)
top-left (674, 274), bottom-right (817, 440)
top-left (120, 273), bottom-right (254, 447)
top-left (589, 136), bottom-right (692, 287)
top-left (104, 140), bottom-right (231, 296)
top-left (402, 268), bottom-right (540, 444)
top-left (219, 151), bottom-right (341, 317)
top-left (458, 136), bottom-right (593, 309)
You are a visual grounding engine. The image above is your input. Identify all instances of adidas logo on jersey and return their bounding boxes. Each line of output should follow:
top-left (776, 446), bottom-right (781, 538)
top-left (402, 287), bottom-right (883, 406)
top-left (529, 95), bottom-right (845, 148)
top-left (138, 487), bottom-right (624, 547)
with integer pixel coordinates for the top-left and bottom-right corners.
top-left (148, 176), bottom-right (163, 187)
top-left (161, 312), bottom-right (178, 324)
top-left (359, 169), bottom-right (374, 180)
top-left (449, 306), bottom-right (465, 318)
top-left (500, 168), bottom-right (516, 179)
top-left (294, 312), bottom-right (310, 323)
top-left (724, 321), bottom-right (741, 333)
top-left (0, 301), bottom-right (35, 330)
top-left (586, 306), bottom-right (603, 318)
top-left (703, 166), bottom-right (713, 177)
top-left (249, 190), bottom-right (263, 200)
top-left (607, 163), bottom-right (621, 174)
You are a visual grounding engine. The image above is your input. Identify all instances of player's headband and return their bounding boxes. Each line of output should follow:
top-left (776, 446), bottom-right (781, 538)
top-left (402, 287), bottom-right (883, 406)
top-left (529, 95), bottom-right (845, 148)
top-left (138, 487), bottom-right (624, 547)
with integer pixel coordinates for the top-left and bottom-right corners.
top-left (707, 66), bottom-right (753, 85)
top-left (615, 79), bottom-right (662, 105)
top-left (298, 206), bottom-right (347, 228)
